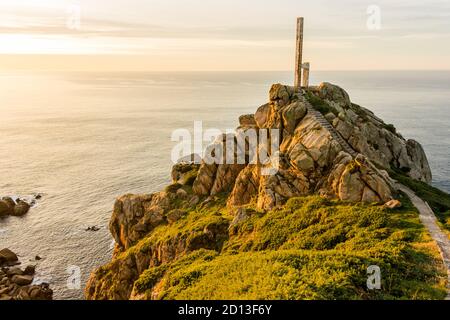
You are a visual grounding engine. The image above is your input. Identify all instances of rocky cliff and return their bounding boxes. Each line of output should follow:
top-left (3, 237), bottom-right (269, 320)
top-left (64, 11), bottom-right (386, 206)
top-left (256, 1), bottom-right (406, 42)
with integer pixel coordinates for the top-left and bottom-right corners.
top-left (85, 83), bottom-right (440, 300)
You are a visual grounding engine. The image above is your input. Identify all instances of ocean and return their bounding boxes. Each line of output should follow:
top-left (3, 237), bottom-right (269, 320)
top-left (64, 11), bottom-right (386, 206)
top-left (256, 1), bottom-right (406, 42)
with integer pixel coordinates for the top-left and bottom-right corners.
top-left (0, 71), bottom-right (449, 299)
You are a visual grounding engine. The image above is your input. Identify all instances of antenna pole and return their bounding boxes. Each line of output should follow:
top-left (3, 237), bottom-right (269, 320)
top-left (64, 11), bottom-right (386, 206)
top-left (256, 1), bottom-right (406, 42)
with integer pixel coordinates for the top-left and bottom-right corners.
top-left (294, 17), bottom-right (304, 91)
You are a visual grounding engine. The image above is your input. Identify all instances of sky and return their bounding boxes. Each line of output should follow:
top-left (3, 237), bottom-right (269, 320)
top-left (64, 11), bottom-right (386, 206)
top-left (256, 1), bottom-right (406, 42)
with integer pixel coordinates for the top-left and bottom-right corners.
top-left (0, 0), bottom-right (450, 71)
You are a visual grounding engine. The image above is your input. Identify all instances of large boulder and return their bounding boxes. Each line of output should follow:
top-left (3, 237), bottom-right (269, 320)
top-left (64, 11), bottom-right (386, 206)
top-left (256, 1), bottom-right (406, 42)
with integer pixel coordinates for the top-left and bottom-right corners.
top-left (193, 134), bottom-right (246, 197)
top-left (109, 193), bottom-right (167, 250)
top-left (269, 84), bottom-right (295, 107)
top-left (282, 101), bottom-right (307, 134)
top-left (384, 199), bottom-right (402, 209)
top-left (0, 200), bottom-right (13, 217)
top-left (11, 274), bottom-right (33, 286)
top-left (192, 162), bottom-right (218, 196)
top-left (109, 188), bottom-right (201, 251)
top-left (2, 197), bottom-right (16, 210)
top-left (254, 103), bottom-right (272, 128)
top-left (257, 167), bottom-right (310, 210)
top-left (317, 82), bottom-right (351, 107)
top-left (0, 197), bottom-right (33, 217)
top-left (26, 284), bottom-right (53, 300)
top-left (171, 162), bottom-right (199, 186)
top-left (406, 139), bottom-right (432, 182)
top-left (0, 248), bottom-right (18, 266)
top-left (12, 200), bottom-right (30, 217)
top-left (327, 153), bottom-right (393, 203)
top-left (227, 166), bottom-right (261, 207)
top-left (238, 114), bottom-right (256, 127)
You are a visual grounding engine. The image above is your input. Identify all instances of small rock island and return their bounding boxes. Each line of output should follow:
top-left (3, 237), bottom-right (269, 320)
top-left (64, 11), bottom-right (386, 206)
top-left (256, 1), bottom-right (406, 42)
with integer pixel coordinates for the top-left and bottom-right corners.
top-left (0, 197), bottom-right (32, 218)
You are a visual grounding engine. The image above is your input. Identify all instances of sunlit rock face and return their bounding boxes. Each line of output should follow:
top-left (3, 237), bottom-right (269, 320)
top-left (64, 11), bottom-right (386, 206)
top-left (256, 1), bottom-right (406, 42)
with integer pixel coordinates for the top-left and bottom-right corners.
top-left (193, 82), bottom-right (430, 210)
top-left (312, 82), bottom-right (432, 183)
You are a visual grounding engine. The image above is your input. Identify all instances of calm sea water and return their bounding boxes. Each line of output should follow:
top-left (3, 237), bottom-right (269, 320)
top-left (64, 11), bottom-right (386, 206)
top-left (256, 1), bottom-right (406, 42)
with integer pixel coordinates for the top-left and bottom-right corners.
top-left (0, 71), bottom-right (449, 299)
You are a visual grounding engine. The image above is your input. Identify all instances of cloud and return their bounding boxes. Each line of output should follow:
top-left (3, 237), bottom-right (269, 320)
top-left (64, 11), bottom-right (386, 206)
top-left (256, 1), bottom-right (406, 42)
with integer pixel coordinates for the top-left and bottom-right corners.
top-left (0, 8), bottom-right (297, 42)
top-left (2, 1), bottom-right (450, 43)
top-left (1, 0), bottom-right (449, 70)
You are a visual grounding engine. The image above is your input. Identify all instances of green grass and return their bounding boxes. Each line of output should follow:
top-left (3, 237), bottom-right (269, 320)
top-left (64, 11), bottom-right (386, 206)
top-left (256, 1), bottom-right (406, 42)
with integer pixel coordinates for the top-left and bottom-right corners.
top-left (391, 170), bottom-right (450, 233)
top-left (181, 169), bottom-right (198, 186)
top-left (165, 183), bottom-right (183, 193)
top-left (129, 195), bottom-right (447, 300)
top-left (305, 91), bottom-right (337, 116)
top-left (121, 193), bottom-right (231, 257)
top-left (384, 123), bottom-right (397, 134)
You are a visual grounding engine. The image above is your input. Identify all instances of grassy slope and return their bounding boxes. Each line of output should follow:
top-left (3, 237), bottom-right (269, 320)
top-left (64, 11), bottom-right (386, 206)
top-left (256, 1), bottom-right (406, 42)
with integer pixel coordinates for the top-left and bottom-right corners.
top-left (391, 170), bottom-right (450, 235)
top-left (130, 194), bottom-right (447, 300)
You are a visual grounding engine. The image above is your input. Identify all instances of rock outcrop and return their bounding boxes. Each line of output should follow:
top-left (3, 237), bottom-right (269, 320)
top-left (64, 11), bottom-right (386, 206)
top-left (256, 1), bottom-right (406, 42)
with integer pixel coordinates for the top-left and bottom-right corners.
top-left (0, 196), bottom-right (39, 218)
top-left (192, 83), bottom-right (401, 210)
top-left (0, 248), bottom-right (53, 300)
top-left (310, 83), bottom-right (431, 182)
top-left (85, 82), bottom-right (433, 300)
top-left (0, 198), bottom-right (15, 217)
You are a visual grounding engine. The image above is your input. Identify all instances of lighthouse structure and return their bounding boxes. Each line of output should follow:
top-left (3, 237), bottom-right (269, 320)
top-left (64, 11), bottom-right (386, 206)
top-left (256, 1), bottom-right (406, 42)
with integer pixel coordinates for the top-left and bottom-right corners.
top-left (294, 17), bottom-right (310, 91)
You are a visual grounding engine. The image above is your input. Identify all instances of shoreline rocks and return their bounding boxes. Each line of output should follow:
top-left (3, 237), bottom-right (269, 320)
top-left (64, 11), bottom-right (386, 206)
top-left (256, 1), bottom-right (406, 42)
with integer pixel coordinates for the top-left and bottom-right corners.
top-left (0, 248), bottom-right (53, 300)
top-left (0, 199), bottom-right (14, 217)
top-left (0, 195), bottom-right (41, 218)
top-left (0, 248), bottom-right (19, 267)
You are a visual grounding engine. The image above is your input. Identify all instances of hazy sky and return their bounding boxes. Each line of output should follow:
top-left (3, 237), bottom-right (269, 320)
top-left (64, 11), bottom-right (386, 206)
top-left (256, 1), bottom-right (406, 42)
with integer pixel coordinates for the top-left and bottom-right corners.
top-left (1, 0), bottom-right (449, 71)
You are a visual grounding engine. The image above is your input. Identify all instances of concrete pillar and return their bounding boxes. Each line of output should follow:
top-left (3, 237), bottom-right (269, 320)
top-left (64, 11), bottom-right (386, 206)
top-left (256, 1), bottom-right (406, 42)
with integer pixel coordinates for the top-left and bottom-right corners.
top-left (302, 62), bottom-right (310, 88)
top-left (294, 17), bottom-right (304, 91)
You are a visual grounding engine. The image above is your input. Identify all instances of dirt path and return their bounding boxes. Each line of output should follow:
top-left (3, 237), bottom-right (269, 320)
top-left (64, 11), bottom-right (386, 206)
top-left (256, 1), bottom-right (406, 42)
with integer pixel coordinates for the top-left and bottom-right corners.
top-left (397, 183), bottom-right (450, 300)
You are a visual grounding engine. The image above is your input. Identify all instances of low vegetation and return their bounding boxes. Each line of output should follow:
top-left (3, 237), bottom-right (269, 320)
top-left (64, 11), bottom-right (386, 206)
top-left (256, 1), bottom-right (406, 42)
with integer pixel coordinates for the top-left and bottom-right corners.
top-left (305, 91), bottom-right (337, 116)
top-left (391, 170), bottom-right (450, 234)
top-left (350, 103), bottom-right (370, 122)
top-left (384, 123), bottom-right (397, 134)
top-left (130, 195), bottom-right (447, 300)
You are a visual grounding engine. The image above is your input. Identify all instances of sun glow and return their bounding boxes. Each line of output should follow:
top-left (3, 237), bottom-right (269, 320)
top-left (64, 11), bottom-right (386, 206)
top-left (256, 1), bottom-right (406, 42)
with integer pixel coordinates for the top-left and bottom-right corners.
top-left (1, 0), bottom-right (449, 71)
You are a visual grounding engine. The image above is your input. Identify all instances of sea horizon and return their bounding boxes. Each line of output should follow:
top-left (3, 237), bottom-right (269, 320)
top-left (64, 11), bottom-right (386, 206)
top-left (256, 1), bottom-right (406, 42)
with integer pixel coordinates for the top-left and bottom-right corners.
top-left (1, 70), bottom-right (449, 299)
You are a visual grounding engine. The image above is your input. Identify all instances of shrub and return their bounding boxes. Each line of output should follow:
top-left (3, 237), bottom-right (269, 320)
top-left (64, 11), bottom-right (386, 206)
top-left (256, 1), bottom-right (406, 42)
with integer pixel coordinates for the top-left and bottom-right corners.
top-left (305, 92), bottom-right (337, 116)
top-left (129, 195), bottom-right (447, 300)
top-left (181, 169), bottom-right (198, 186)
top-left (384, 123), bottom-right (397, 134)
top-left (165, 183), bottom-right (182, 193)
top-left (390, 170), bottom-right (450, 232)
